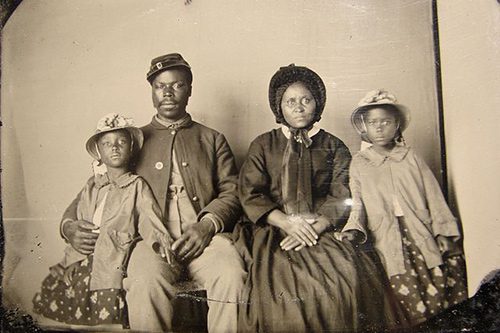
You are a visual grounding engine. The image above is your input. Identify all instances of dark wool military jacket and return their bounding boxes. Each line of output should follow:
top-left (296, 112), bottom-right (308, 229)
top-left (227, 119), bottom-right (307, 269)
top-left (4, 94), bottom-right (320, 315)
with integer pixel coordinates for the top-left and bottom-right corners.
top-left (135, 117), bottom-right (241, 231)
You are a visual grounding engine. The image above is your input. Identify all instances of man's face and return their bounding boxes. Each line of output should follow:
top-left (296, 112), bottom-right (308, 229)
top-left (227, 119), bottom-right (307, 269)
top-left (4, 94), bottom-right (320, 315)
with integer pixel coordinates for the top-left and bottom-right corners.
top-left (151, 68), bottom-right (192, 122)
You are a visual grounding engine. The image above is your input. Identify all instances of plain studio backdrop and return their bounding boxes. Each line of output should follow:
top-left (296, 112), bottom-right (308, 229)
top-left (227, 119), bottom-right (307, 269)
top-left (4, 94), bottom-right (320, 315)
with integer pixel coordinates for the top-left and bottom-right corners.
top-left (1, 0), bottom-right (499, 322)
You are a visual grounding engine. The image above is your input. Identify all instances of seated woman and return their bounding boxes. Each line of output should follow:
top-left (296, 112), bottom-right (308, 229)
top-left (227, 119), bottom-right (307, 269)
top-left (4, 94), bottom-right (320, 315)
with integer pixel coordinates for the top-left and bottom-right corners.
top-left (32, 113), bottom-right (176, 327)
top-left (234, 64), bottom-right (403, 332)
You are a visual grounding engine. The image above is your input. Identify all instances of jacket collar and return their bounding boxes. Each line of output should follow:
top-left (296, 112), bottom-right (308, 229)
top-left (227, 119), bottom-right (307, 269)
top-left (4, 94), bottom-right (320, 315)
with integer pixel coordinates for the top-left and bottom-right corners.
top-left (359, 145), bottom-right (410, 166)
top-left (95, 172), bottom-right (139, 189)
top-left (150, 113), bottom-right (193, 130)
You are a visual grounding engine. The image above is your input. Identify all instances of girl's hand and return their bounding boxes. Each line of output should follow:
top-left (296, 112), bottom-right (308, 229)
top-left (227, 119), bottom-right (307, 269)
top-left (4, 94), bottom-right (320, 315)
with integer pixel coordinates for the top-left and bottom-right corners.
top-left (63, 263), bottom-right (79, 286)
top-left (339, 230), bottom-right (363, 244)
top-left (436, 235), bottom-right (453, 254)
top-left (283, 215), bottom-right (318, 247)
top-left (63, 220), bottom-right (99, 255)
top-left (49, 263), bottom-right (65, 281)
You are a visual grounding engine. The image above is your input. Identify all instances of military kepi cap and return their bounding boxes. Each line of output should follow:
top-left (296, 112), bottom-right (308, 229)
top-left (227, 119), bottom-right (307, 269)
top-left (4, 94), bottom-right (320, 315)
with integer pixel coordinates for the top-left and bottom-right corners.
top-left (146, 53), bottom-right (192, 84)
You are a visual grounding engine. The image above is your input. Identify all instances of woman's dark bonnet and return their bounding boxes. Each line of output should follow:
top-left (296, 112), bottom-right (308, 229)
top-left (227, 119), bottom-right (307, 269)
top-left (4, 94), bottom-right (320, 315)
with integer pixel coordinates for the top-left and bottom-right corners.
top-left (268, 64), bottom-right (326, 125)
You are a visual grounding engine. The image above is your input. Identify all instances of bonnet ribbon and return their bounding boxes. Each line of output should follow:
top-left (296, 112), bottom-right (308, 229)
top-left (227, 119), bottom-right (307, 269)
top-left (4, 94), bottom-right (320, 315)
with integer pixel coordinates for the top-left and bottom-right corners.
top-left (281, 127), bottom-right (314, 215)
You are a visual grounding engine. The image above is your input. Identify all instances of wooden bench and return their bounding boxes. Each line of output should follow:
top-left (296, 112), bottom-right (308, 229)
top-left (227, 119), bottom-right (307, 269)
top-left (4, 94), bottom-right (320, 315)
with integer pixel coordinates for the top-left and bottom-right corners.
top-left (171, 280), bottom-right (208, 332)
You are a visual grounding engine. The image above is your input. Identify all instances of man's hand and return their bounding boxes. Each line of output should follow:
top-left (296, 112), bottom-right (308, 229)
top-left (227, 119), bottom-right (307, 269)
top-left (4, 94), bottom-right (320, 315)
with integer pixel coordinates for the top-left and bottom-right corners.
top-left (63, 220), bottom-right (99, 255)
top-left (153, 241), bottom-right (175, 265)
top-left (171, 219), bottom-right (215, 262)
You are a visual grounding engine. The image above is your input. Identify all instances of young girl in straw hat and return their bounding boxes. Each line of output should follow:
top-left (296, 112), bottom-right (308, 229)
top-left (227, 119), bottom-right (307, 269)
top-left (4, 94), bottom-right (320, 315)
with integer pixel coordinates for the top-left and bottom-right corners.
top-left (33, 113), bottom-right (176, 327)
top-left (340, 90), bottom-right (467, 325)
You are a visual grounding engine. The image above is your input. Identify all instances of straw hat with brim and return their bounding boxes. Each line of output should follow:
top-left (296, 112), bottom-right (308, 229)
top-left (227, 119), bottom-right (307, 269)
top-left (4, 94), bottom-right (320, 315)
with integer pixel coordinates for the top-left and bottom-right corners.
top-left (86, 113), bottom-right (144, 161)
top-left (351, 89), bottom-right (410, 143)
top-left (269, 64), bottom-right (326, 126)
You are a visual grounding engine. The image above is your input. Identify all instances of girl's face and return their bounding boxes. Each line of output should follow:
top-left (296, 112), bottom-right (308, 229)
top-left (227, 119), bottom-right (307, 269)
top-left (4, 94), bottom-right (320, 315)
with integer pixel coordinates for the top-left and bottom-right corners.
top-left (281, 82), bottom-right (316, 129)
top-left (364, 107), bottom-right (399, 150)
top-left (97, 130), bottom-right (132, 169)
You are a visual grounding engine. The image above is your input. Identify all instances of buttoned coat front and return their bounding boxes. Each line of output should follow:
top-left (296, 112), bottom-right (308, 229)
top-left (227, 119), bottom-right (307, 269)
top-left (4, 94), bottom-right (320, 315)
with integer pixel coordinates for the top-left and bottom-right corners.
top-left (342, 146), bottom-right (461, 276)
top-left (62, 173), bottom-right (173, 291)
top-left (135, 117), bottom-right (241, 231)
top-left (239, 128), bottom-right (352, 227)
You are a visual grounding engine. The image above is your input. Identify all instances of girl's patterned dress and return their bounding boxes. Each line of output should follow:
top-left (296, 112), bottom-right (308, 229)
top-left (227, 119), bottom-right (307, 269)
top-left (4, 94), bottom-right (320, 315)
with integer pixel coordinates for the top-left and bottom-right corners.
top-left (389, 218), bottom-right (467, 325)
top-left (33, 255), bottom-right (126, 325)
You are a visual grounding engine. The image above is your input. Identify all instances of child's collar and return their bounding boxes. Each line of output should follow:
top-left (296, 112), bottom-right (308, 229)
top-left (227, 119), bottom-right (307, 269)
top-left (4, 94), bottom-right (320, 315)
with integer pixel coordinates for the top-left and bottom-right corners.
top-left (359, 145), bottom-right (410, 166)
top-left (95, 172), bottom-right (138, 189)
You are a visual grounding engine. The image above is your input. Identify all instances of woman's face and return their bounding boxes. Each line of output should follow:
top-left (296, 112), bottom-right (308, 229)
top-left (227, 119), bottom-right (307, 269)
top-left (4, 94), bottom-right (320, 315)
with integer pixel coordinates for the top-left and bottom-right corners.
top-left (280, 82), bottom-right (316, 129)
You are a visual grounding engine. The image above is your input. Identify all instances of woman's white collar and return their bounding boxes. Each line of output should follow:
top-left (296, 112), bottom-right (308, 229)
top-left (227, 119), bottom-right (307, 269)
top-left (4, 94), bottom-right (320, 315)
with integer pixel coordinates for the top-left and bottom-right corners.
top-left (281, 125), bottom-right (321, 139)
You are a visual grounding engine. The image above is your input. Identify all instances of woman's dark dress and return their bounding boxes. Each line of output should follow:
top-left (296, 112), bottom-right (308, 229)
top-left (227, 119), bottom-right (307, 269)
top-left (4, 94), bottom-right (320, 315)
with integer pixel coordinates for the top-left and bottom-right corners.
top-left (234, 128), bottom-right (403, 332)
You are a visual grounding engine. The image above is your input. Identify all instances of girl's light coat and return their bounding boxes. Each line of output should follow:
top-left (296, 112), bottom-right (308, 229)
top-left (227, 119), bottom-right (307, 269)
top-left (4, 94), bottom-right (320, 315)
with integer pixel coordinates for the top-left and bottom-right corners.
top-left (62, 172), bottom-right (172, 290)
top-left (342, 146), bottom-right (460, 276)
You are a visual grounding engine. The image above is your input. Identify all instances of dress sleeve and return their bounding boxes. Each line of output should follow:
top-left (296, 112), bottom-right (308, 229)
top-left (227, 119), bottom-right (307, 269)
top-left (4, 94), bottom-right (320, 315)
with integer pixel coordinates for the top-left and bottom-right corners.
top-left (59, 177), bottom-right (93, 240)
top-left (316, 139), bottom-right (352, 229)
top-left (239, 138), bottom-right (280, 224)
top-left (135, 179), bottom-right (174, 252)
top-left (198, 133), bottom-right (242, 231)
top-left (416, 155), bottom-right (461, 238)
top-left (341, 158), bottom-right (368, 243)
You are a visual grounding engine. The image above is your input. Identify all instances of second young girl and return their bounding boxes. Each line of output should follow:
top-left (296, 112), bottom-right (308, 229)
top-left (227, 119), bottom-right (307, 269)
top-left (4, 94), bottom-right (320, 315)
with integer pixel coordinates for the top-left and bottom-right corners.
top-left (341, 90), bottom-right (467, 325)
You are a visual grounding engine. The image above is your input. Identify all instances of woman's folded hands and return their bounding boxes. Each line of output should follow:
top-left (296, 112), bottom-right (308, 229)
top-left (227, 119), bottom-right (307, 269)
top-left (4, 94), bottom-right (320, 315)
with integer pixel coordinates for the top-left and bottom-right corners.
top-left (280, 215), bottom-right (331, 251)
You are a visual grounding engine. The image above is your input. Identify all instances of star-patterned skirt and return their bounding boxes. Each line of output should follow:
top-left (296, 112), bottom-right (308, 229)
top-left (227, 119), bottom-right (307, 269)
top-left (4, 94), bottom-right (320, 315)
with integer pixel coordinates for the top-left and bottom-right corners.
top-left (33, 255), bottom-right (127, 326)
top-left (388, 218), bottom-right (467, 326)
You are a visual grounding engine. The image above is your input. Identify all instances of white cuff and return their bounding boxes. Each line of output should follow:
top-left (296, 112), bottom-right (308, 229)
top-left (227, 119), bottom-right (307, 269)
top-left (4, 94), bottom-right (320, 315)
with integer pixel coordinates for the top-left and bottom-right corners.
top-left (201, 214), bottom-right (222, 233)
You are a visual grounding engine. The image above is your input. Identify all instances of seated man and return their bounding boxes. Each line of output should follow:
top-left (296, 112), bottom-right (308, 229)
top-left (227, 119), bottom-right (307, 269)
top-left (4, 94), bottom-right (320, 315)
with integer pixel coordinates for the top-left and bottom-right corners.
top-left (60, 53), bottom-right (246, 333)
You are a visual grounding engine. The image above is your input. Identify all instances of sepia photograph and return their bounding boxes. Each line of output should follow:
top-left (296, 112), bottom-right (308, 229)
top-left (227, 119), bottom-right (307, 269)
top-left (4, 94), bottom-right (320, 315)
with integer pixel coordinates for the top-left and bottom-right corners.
top-left (1, 0), bottom-right (499, 331)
